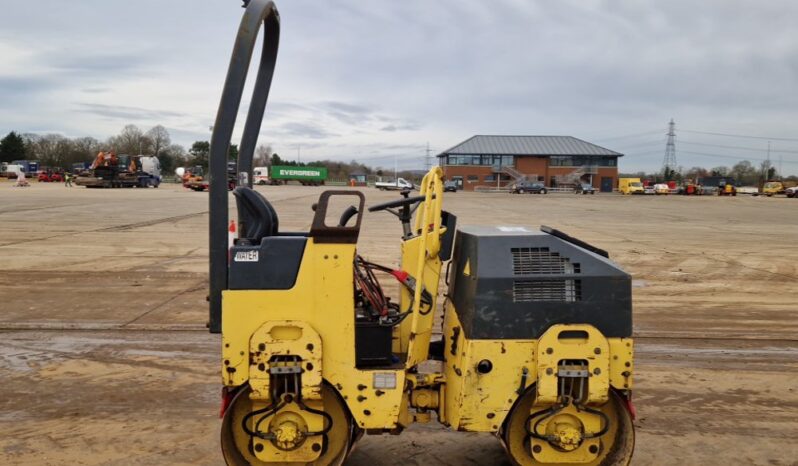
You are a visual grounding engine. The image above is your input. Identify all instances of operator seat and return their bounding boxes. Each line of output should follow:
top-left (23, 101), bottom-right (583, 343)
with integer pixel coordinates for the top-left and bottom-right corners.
top-left (232, 187), bottom-right (279, 244)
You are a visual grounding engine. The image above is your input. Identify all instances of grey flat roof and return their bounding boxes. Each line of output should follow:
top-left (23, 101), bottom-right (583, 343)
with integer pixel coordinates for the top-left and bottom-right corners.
top-left (438, 135), bottom-right (623, 157)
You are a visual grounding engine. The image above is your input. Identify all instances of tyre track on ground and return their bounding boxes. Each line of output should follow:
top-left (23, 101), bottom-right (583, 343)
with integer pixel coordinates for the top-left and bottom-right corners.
top-left (0, 211), bottom-right (208, 247)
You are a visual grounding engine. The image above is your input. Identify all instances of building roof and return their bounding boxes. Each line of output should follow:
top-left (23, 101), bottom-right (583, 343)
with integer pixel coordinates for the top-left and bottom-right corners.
top-left (438, 135), bottom-right (623, 157)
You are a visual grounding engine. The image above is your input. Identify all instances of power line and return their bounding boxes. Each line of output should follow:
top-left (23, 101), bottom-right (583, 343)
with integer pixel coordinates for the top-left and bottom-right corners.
top-left (679, 139), bottom-right (798, 155)
top-left (680, 129), bottom-right (798, 142)
top-left (357, 152), bottom-right (426, 162)
top-left (624, 150), bottom-right (666, 158)
top-left (609, 140), bottom-right (666, 151)
top-left (592, 130), bottom-right (663, 142)
top-left (678, 149), bottom-right (798, 165)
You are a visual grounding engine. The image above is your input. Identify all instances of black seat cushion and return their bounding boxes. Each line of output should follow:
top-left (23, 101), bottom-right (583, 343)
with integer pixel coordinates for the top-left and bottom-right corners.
top-left (232, 187), bottom-right (279, 243)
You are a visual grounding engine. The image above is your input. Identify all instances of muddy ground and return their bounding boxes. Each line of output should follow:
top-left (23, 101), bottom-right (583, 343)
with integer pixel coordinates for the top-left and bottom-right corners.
top-left (1, 181), bottom-right (796, 465)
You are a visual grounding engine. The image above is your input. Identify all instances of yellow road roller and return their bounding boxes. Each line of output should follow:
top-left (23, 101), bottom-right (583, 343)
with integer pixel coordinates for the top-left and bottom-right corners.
top-left (206, 2), bottom-right (635, 464)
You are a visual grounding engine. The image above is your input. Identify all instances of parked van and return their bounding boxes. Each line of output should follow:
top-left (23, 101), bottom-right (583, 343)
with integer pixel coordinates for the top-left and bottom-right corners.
top-left (375, 177), bottom-right (414, 190)
top-left (619, 177), bottom-right (644, 195)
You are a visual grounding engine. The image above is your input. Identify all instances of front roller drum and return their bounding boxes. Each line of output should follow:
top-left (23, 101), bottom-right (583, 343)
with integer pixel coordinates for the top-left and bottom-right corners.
top-left (502, 388), bottom-right (634, 466)
top-left (222, 383), bottom-right (356, 466)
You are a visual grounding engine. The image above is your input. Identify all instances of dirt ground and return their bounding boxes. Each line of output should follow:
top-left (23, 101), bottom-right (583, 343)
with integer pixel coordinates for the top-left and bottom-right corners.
top-left (1, 181), bottom-right (797, 466)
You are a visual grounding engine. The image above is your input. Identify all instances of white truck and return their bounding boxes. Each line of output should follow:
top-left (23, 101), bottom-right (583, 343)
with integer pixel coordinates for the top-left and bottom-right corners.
top-left (375, 177), bottom-right (414, 190)
top-left (3, 164), bottom-right (25, 179)
top-left (253, 166), bottom-right (270, 185)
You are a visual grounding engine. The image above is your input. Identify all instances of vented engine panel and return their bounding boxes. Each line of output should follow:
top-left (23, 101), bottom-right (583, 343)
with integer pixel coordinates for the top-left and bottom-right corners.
top-left (448, 226), bottom-right (632, 339)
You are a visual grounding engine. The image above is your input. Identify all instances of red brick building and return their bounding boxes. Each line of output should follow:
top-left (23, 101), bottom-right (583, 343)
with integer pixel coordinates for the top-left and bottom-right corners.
top-left (438, 135), bottom-right (623, 192)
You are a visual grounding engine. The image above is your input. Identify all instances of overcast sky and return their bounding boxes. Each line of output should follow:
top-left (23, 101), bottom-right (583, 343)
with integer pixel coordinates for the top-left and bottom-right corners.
top-left (2, 0), bottom-right (797, 174)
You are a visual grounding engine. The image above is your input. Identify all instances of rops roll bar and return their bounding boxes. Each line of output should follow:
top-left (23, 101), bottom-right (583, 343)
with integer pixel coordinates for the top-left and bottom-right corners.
top-left (208, 0), bottom-right (280, 333)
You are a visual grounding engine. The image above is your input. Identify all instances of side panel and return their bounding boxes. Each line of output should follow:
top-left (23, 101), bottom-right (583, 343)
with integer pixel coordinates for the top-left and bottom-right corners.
top-left (442, 303), bottom-right (537, 432)
top-left (222, 240), bottom-right (406, 430)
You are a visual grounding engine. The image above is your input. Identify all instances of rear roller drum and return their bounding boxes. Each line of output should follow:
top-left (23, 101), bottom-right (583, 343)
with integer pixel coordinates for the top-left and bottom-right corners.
top-left (501, 388), bottom-right (634, 466)
top-left (221, 383), bottom-right (356, 466)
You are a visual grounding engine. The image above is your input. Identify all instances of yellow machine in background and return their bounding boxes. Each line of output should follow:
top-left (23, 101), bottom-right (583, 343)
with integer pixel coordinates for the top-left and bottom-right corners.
top-left (208, 2), bottom-right (635, 464)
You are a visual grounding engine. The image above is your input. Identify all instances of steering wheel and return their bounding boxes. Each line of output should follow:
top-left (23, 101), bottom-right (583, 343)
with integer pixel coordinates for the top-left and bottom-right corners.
top-left (368, 190), bottom-right (434, 239)
top-left (367, 194), bottom-right (426, 212)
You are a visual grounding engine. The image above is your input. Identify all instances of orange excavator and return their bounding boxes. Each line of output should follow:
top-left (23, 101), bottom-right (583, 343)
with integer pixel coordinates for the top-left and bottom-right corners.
top-left (89, 151), bottom-right (119, 170)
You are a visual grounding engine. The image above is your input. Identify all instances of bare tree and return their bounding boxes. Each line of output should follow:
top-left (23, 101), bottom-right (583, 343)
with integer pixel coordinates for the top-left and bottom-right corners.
top-left (683, 166), bottom-right (709, 181)
top-left (710, 166), bottom-right (730, 177)
top-left (111, 124), bottom-right (152, 155)
top-left (27, 134), bottom-right (69, 167)
top-left (731, 160), bottom-right (757, 185)
top-left (65, 137), bottom-right (100, 167)
top-left (254, 144), bottom-right (272, 167)
top-left (146, 125), bottom-right (171, 156)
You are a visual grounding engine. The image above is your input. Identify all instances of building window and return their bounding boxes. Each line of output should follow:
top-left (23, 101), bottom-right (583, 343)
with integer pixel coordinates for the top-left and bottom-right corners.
top-left (550, 156), bottom-right (572, 166)
top-left (467, 175), bottom-right (479, 182)
top-left (445, 154), bottom-right (515, 167)
top-left (484, 174), bottom-right (495, 182)
top-left (550, 156), bottom-right (618, 167)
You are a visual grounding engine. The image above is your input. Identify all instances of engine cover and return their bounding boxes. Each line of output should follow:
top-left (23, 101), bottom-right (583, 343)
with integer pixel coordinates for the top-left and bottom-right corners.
top-left (447, 225), bottom-right (632, 339)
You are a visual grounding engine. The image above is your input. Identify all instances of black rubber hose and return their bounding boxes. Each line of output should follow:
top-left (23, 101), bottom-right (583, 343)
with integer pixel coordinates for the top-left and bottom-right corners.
top-left (576, 403), bottom-right (611, 439)
top-left (242, 400), bottom-right (285, 439)
top-left (298, 400), bottom-right (334, 436)
top-left (525, 403), bottom-right (566, 440)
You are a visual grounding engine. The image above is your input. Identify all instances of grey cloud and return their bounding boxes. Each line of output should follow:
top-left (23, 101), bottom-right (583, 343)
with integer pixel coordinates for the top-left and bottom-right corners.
top-left (0, 76), bottom-right (54, 108)
top-left (264, 98), bottom-right (421, 134)
top-left (0, 76), bottom-right (52, 96)
top-left (50, 51), bottom-right (152, 75)
top-left (75, 103), bottom-right (186, 121)
top-left (276, 121), bottom-right (339, 139)
top-left (267, 101), bottom-right (315, 115)
top-left (327, 110), bottom-right (369, 126)
top-left (322, 101), bottom-right (373, 114)
top-left (380, 121), bottom-right (422, 132)
top-left (319, 101), bottom-right (377, 126)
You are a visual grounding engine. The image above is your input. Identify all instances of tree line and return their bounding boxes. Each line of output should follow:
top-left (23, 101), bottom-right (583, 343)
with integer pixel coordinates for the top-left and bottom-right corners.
top-left (2, 125), bottom-right (419, 181)
top-left (0, 126), bottom-right (382, 180)
top-left (0, 125), bottom-right (189, 174)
